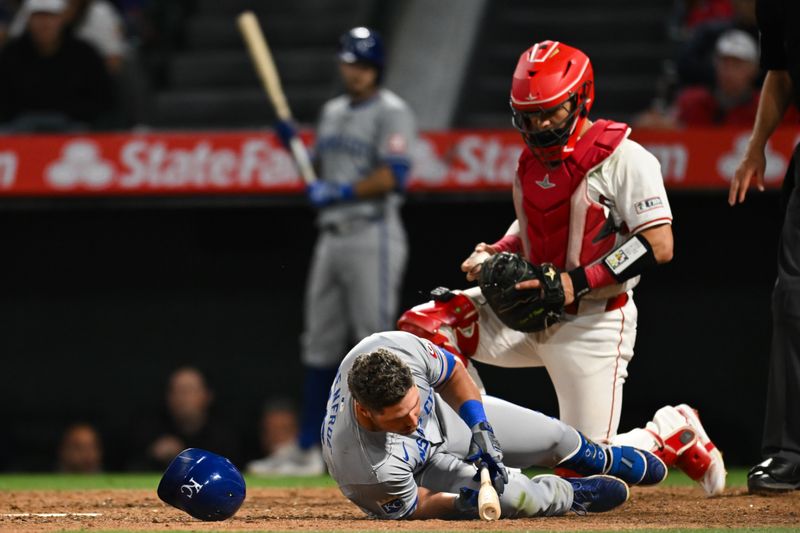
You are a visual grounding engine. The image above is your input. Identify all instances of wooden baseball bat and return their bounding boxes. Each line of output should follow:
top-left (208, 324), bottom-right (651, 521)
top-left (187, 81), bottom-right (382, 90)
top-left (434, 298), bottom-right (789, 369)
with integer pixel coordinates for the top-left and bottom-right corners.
top-left (236, 11), bottom-right (317, 185)
top-left (478, 465), bottom-right (501, 521)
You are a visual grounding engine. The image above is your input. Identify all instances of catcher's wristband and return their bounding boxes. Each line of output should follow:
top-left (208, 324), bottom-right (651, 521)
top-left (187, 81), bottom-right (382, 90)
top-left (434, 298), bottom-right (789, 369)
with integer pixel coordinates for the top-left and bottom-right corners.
top-left (567, 267), bottom-right (591, 300)
top-left (491, 234), bottom-right (522, 254)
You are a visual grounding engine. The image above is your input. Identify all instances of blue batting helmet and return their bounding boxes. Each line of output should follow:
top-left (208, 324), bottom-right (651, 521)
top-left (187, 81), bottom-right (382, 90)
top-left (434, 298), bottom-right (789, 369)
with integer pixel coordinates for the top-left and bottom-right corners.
top-left (157, 448), bottom-right (246, 522)
top-left (338, 27), bottom-right (384, 72)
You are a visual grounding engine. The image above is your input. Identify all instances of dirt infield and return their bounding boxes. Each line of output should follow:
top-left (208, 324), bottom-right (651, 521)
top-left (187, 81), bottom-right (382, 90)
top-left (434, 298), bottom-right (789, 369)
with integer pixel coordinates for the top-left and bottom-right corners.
top-left (1, 486), bottom-right (798, 531)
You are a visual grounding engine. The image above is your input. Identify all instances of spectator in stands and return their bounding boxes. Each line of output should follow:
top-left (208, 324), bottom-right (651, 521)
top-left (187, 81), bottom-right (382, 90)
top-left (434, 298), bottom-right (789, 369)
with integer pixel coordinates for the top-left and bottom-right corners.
top-left (675, 0), bottom-right (757, 88)
top-left (57, 423), bottom-right (103, 473)
top-left (677, 29), bottom-right (760, 126)
top-left (130, 366), bottom-right (240, 471)
top-left (635, 30), bottom-right (797, 128)
top-left (9, 0), bottom-right (126, 73)
top-left (245, 399), bottom-right (300, 475)
top-left (67, 0), bottom-right (126, 73)
top-left (0, 0), bottom-right (114, 132)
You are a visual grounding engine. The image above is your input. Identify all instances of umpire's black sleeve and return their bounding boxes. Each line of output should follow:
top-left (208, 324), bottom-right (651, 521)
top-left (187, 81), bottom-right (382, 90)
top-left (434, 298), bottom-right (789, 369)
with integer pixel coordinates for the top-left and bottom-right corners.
top-left (757, 0), bottom-right (787, 70)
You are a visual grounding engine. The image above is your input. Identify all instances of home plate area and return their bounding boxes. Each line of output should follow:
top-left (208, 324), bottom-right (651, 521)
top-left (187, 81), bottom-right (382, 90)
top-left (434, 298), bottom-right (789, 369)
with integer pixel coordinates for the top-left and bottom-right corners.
top-left (1, 486), bottom-right (798, 531)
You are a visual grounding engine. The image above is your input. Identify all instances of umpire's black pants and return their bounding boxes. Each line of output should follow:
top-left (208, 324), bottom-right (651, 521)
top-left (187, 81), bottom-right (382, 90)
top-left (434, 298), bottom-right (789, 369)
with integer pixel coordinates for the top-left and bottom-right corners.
top-left (763, 143), bottom-right (800, 464)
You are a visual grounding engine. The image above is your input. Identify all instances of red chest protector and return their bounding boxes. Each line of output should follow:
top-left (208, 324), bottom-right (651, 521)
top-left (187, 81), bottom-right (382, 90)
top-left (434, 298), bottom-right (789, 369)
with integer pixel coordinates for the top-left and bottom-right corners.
top-left (517, 119), bottom-right (628, 270)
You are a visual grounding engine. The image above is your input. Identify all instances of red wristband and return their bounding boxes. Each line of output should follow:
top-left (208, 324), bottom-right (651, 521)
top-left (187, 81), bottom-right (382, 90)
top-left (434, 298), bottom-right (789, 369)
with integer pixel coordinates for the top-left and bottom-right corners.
top-left (491, 234), bottom-right (522, 254)
top-left (585, 262), bottom-right (617, 289)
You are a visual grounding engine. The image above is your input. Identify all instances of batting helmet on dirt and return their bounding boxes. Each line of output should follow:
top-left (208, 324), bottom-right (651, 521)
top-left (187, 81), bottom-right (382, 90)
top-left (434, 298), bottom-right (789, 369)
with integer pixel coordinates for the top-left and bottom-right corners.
top-left (510, 40), bottom-right (594, 165)
top-left (157, 448), bottom-right (246, 521)
top-left (338, 26), bottom-right (384, 74)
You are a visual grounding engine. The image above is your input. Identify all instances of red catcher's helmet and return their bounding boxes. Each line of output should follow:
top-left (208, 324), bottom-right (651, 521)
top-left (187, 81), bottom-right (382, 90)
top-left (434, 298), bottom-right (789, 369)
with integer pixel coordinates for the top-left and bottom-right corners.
top-left (510, 40), bottom-right (594, 166)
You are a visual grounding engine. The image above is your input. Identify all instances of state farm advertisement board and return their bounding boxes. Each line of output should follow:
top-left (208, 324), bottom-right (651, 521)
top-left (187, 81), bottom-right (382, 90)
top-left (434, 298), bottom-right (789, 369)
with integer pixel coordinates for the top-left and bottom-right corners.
top-left (0, 128), bottom-right (797, 196)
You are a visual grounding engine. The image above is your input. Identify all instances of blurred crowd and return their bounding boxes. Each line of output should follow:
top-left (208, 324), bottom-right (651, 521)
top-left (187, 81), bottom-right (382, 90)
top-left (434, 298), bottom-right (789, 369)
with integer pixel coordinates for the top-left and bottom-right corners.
top-left (1, 0), bottom-right (795, 134)
top-left (0, 0), bottom-right (194, 132)
top-left (54, 366), bottom-right (301, 474)
top-left (636, 0), bottom-right (798, 128)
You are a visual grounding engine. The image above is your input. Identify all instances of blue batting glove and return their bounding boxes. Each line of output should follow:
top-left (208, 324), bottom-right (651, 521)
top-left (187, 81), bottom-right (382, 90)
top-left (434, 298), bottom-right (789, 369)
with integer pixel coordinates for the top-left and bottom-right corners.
top-left (306, 181), bottom-right (354, 208)
top-left (274, 119), bottom-right (297, 151)
top-left (453, 487), bottom-right (479, 514)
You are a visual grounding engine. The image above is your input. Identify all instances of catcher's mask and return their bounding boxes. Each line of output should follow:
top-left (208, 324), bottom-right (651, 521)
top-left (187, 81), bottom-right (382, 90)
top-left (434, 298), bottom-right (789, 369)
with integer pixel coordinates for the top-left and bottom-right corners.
top-left (510, 40), bottom-right (594, 167)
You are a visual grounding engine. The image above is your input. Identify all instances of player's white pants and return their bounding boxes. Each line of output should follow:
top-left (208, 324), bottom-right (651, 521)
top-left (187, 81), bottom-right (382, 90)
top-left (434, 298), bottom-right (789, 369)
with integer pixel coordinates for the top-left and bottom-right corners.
top-left (465, 286), bottom-right (638, 441)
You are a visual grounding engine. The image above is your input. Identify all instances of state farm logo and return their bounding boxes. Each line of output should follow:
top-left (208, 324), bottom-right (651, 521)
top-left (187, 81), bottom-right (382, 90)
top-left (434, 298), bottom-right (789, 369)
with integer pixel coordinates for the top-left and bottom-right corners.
top-left (411, 138), bottom-right (448, 183)
top-left (46, 140), bottom-right (114, 188)
top-left (411, 135), bottom-right (519, 186)
top-left (41, 138), bottom-right (300, 191)
top-left (717, 134), bottom-right (786, 183)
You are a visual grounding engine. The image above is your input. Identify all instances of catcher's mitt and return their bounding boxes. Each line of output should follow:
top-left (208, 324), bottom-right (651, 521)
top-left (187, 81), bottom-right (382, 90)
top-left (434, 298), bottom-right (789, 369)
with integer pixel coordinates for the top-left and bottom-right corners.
top-left (478, 252), bottom-right (565, 332)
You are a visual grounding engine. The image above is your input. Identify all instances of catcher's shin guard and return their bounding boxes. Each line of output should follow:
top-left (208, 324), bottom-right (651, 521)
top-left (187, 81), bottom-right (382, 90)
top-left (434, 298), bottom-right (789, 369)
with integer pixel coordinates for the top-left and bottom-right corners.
top-left (674, 404), bottom-right (726, 495)
top-left (397, 287), bottom-right (479, 364)
top-left (647, 427), bottom-right (697, 468)
top-left (641, 405), bottom-right (726, 495)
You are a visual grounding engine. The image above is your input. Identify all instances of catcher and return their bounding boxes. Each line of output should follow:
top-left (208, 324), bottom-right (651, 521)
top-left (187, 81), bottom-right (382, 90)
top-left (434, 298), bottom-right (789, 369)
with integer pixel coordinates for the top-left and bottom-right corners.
top-left (398, 40), bottom-right (727, 496)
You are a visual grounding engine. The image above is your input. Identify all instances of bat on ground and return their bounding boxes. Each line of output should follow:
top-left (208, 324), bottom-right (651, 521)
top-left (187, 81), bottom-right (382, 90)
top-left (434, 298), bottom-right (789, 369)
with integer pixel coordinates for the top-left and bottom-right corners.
top-left (478, 465), bottom-right (501, 521)
top-left (237, 11), bottom-right (317, 185)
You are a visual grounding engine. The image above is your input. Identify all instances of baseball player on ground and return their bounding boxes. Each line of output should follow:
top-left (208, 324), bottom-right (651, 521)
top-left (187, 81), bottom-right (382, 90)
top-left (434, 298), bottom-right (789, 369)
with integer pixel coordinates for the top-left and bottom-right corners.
top-left (323, 330), bottom-right (667, 519)
top-left (398, 40), bottom-right (726, 495)
top-left (263, 27), bottom-right (416, 475)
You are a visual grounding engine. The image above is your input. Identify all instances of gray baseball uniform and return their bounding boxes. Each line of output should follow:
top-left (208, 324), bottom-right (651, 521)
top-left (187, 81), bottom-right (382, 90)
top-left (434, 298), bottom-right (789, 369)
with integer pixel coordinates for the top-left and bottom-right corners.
top-left (302, 89), bottom-right (415, 368)
top-left (321, 330), bottom-right (580, 519)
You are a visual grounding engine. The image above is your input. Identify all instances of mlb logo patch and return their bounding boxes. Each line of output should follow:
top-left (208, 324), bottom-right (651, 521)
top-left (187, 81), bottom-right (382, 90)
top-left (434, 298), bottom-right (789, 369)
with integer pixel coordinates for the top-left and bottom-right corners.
top-left (634, 196), bottom-right (663, 214)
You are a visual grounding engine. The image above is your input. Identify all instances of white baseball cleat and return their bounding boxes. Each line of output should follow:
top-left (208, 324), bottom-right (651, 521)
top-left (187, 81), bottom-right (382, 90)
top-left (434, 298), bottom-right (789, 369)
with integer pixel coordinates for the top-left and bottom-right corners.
top-left (675, 404), bottom-right (727, 496)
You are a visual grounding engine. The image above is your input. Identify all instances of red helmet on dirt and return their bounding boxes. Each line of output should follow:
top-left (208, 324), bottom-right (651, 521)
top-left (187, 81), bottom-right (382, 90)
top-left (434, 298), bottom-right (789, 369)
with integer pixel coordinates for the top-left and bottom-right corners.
top-left (510, 40), bottom-right (594, 165)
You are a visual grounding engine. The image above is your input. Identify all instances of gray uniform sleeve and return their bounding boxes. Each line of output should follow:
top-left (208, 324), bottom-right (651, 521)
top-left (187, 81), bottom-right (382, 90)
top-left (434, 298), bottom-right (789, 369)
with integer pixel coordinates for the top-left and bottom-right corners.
top-left (377, 105), bottom-right (415, 173)
top-left (392, 333), bottom-right (455, 389)
top-left (340, 476), bottom-right (419, 520)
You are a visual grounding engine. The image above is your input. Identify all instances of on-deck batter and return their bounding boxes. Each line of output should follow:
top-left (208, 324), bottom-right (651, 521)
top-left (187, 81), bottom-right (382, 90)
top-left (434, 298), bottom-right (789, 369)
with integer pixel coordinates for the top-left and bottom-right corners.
top-left (262, 27), bottom-right (416, 475)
